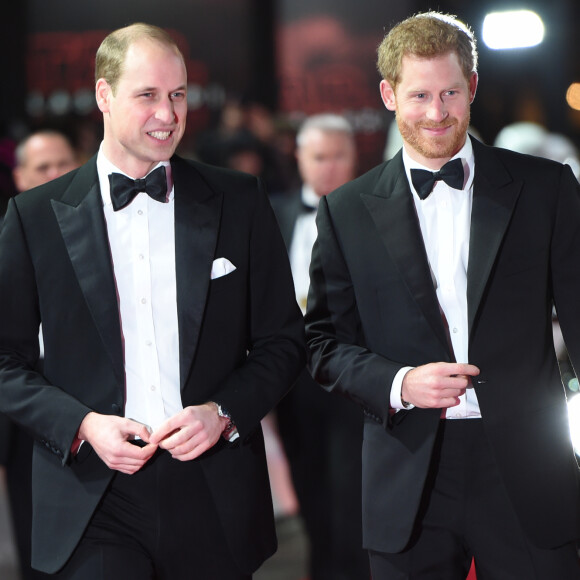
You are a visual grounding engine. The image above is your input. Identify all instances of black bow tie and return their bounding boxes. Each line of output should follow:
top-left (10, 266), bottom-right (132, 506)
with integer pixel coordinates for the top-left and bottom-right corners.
top-left (108, 166), bottom-right (168, 211)
top-left (410, 158), bottom-right (464, 200)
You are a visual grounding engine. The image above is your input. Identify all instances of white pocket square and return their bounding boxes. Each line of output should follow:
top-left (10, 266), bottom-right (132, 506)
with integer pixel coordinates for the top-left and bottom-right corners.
top-left (211, 258), bottom-right (237, 280)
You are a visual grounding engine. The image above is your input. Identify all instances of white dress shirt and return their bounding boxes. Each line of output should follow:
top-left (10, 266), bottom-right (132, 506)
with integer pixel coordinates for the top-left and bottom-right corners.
top-left (289, 185), bottom-right (320, 313)
top-left (97, 147), bottom-right (183, 431)
top-left (390, 136), bottom-right (481, 419)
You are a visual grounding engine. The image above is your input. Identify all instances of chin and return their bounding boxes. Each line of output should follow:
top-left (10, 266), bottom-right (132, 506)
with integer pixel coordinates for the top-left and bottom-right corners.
top-left (417, 135), bottom-right (463, 160)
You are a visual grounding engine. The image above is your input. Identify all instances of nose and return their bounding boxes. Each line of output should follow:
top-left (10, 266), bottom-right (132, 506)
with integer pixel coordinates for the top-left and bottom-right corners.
top-left (426, 96), bottom-right (448, 123)
top-left (155, 98), bottom-right (175, 124)
top-left (46, 167), bottom-right (62, 181)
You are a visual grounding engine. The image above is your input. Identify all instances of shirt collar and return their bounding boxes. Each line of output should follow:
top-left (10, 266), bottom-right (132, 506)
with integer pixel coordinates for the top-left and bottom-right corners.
top-left (402, 135), bottom-right (475, 196)
top-left (301, 184), bottom-right (322, 210)
top-left (96, 143), bottom-right (173, 207)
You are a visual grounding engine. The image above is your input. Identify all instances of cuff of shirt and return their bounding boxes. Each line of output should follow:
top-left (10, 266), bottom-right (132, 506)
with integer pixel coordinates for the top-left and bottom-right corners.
top-left (390, 366), bottom-right (415, 410)
top-left (223, 424), bottom-right (239, 442)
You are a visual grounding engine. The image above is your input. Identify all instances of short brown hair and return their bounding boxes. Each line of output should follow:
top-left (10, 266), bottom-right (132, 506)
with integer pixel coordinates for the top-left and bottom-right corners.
top-left (377, 12), bottom-right (477, 90)
top-left (95, 23), bottom-right (184, 94)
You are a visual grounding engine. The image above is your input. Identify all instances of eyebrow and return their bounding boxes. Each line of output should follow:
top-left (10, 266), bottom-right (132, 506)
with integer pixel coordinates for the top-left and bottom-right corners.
top-left (135, 84), bottom-right (187, 93)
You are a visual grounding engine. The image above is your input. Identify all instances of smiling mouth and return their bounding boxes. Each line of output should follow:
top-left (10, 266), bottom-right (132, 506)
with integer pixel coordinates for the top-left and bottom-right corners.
top-left (421, 120), bottom-right (457, 131)
top-left (148, 131), bottom-right (172, 140)
top-left (422, 124), bottom-right (450, 131)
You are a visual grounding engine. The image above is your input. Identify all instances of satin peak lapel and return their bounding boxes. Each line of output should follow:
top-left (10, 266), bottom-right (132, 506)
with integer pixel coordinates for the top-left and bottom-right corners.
top-left (361, 153), bottom-right (451, 356)
top-left (172, 158), bottom-right (223, 389)
top-left (467, 142), bottom-right (521, 335)
top-left (50, 160), bottom-right (124, 384)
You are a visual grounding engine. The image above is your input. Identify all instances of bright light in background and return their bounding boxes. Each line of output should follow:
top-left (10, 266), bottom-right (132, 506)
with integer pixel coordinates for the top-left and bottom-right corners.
top-left (482, 10), bottom-right (545, 50)
top-left (568, 393), bottom-right (580, 455)
top-left (566, 83), bottom-right (580, 111)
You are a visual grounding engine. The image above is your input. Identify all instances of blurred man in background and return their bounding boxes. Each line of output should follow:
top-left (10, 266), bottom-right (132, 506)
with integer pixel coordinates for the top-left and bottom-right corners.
top-left (12, 130), bottom-right (78, 192)
top-left (1, 128), bottom-right (78, 579)
top-left (272, 114), bottom-right (370, 580)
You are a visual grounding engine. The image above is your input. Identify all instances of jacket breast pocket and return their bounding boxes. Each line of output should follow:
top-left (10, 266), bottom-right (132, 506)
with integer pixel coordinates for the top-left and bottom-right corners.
top-left (209, 268), bottom-right (240, 295)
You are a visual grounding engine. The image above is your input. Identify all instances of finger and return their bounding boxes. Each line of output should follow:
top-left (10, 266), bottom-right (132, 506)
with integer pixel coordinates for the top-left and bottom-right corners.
top-left (109, 446), bottom-right (156, 470)
top-left (167, 428), bottom-right (211, 458)
top-left (446, 397), bottom-right (461, 408)
top-left (170, 440), bottom-right (211, 462)
top-left (126, 417), bottom-right (152, 435)
top-left (137, 443), bottom-right (158, 461)
top-left (441, 385), bottom-right (466, 397)
top-left (454, 363), bottom-right (480, 376)
top-left (155, 427), bottom-right (185, 449)
top-left (162, 427), bottom-right (206, 454)
top-left (114, 462), bottom-right (147, 475)
top-left (446, 375), bottom-right (471, 389)
top-left (133, 425), bottom-right (153, 443)
top-left (107, 456), bottom-right (145, 471)
top-left (149, 417), bottom-right (183, 444)
top-left (113, 440), bottom-right (156, 462)
top-left (171, 450), bottom-right (200, 462)
top-left (451, 376), bottom-right (475, 390)
top-left (149, 427), bottom-right (171, 445)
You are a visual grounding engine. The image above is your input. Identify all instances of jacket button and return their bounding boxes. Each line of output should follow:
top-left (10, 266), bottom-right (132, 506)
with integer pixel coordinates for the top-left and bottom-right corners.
top-left (111, 403), bottom-right (121, 414)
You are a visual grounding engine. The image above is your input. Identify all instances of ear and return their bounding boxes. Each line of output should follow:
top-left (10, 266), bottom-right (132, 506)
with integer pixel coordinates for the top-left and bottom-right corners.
top-left (468, 72), bottom-right (478, 104)
top-left (95, 78), bottom-right (112, 113)
top-left (380, 79), bottom-right (397, 111)
top-left (12, 167), bottom-right (25, 193)
top-left (295, 147), bottom-right (305, 175)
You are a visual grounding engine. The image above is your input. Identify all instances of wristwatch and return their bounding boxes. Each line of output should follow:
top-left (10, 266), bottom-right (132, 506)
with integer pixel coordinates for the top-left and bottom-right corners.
top-left (213, 402), bottom-right (238, 440)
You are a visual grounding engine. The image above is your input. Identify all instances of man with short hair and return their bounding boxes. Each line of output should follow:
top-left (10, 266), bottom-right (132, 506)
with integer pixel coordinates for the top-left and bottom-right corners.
top-left (13, 130), bottom-right (78, 192)
top-left (1, 127), bottom-right (78, 580)
top-left (0, 23), bottom-right (304, 579)
top-left (272, 114), bottom-right (369, 579)
top-left (306, 12), bottom-right (580, 579)
top-left (274, 114), bottom-right (357, 310)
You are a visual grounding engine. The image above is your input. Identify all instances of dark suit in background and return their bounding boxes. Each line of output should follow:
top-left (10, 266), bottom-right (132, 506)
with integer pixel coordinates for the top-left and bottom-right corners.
top-left (273, 191), bottom-right (367, 580)
top-left (271, 113), bottom-right (369, 580)
top-left (0, 129), bottom-right (77, 580)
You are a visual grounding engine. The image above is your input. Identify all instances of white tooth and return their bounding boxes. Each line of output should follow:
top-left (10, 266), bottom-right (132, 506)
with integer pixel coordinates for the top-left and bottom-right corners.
top-left (149, 131), bottom-right (171, 140)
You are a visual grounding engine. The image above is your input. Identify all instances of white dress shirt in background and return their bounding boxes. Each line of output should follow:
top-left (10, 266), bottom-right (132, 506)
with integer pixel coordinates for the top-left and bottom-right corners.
top-left (289, 185), bottom-right (320, 313)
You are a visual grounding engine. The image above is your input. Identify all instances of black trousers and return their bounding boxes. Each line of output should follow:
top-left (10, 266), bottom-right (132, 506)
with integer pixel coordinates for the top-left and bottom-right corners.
top-left (276, 373), bottom-right (370, 580)
top-left (369, 419), bottom-right (580, 580)
top-left (52, 449), bottom-right (251, 580)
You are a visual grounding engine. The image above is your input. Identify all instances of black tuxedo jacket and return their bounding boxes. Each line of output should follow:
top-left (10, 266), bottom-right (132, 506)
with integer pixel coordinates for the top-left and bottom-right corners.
top-left (269, 189), bottom-right (311, 248)
top-left (0, 155), bottom-right (305, 574)
top-left (306, 137), bottom-right (580, 553)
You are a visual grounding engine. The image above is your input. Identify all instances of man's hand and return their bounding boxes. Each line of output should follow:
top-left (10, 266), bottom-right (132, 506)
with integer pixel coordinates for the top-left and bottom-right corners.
top-left (77, 412), bottom-right (158, 474)
top-left (148, 404), bottom-right (228, 461)
top-left (401, 362), bottom-right (480, 409)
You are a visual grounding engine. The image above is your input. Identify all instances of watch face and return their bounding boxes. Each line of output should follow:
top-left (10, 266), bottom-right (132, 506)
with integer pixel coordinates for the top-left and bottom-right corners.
top-left (217, 404), bottom-right (230, 419)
